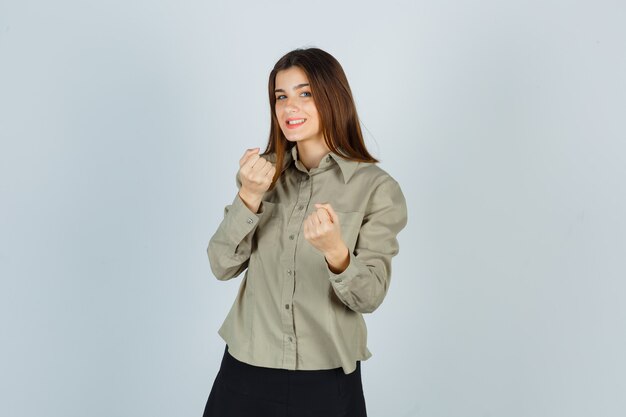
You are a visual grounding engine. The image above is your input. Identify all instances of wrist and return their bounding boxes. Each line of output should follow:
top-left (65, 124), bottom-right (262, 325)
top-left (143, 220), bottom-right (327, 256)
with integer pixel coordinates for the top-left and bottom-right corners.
top-left (238, 188), bottom-right (264, 213)
top-left (324, 243), bottom-right (350, 274)
top-left (239, 187), bottom-right (263, 200)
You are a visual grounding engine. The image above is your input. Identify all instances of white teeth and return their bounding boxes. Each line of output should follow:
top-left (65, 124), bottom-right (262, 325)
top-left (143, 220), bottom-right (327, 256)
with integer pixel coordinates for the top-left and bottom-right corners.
top-left (288, 119), bottom-right (305, 125)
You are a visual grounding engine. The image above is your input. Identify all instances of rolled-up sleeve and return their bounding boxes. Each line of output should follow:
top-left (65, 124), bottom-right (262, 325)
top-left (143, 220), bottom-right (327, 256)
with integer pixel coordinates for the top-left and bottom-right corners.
top-left (326, 178), bottom-right (408, 313)
top-left (207, 172), bottom-right (267, 280)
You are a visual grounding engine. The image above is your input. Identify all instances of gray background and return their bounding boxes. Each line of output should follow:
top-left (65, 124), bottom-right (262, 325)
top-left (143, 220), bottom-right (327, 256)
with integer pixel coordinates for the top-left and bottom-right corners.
top-left (1, 0), bottom-right (625, 416)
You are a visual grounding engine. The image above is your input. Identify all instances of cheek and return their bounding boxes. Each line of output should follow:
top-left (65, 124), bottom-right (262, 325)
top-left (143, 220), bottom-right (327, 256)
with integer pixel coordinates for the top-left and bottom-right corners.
top-left (306, 106), bottom-right (319, 121)
top-left (310, 114), bottom-right (320, 128)
top-left (274, 109), bottom-right (283, 126)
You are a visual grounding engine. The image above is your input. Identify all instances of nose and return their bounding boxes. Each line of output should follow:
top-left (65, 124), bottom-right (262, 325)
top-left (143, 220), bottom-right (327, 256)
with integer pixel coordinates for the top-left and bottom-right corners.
top-left (283, 97), bottom-right (298, 113)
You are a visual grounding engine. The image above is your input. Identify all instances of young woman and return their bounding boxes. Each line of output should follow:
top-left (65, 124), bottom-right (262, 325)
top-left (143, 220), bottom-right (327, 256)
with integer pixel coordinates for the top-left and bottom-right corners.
top-left (203, 47), bottom-right (408, 417)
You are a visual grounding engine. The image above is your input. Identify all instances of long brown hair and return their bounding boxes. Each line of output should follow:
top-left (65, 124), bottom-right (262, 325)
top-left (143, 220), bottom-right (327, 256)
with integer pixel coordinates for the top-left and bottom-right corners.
top-left (262, 47), bottom-right (379, 191)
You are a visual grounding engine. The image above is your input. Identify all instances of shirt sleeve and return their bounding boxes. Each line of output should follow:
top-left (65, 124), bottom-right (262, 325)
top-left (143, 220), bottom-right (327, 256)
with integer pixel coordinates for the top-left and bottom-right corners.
top-left (326, 178), bottom-right (408, 313)
top-left (206, 171), bottom-right (268, 280)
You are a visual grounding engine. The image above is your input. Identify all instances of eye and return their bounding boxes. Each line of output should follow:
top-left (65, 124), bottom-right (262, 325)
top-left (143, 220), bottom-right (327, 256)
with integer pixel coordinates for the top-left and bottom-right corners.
top-left (275, 91), bottom-right (312, 101)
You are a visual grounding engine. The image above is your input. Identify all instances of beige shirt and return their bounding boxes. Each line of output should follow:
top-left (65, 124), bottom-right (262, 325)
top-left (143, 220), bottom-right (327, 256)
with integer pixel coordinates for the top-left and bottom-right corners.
top-left (207, 145), bottom-right (408, 374)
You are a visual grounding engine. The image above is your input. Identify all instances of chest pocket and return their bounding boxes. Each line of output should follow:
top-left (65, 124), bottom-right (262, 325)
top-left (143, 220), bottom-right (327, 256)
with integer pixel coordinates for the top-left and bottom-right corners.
top-left (335, 210), bottom-right (364, 253)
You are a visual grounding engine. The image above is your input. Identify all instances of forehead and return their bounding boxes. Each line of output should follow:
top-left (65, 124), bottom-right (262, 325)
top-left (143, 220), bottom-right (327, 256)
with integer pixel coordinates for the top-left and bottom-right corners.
top-left (275, 66), bottom-right (309, 87)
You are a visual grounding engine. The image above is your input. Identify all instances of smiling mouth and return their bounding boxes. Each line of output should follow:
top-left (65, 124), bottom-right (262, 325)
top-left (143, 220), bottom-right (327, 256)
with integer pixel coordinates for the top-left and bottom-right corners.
top-left (286, 118), bottom-right (306, 129)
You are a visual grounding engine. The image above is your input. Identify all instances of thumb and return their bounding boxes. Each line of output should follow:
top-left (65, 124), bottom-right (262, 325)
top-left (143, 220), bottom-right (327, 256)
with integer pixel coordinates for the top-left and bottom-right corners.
top-left (240, 147), bottom-right (260, 166)
top-left (314, 203), bottom-right (338, 224)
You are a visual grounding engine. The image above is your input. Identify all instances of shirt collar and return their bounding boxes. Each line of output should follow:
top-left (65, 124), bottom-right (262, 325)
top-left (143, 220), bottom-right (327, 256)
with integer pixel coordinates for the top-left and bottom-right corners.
top-left (282, 145), bottom-right (360, 184)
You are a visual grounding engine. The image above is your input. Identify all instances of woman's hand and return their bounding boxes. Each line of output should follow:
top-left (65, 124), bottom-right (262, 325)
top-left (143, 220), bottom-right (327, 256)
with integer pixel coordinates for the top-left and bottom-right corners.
top-left (304, 203), bottom-right (350, 273)
top-left (238, 148), bottom-right (276, 198)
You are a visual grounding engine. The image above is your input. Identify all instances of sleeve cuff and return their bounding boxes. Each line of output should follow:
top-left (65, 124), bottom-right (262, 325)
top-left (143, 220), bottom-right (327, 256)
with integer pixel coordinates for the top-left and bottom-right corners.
top-left (225, 193), bottom-right (266, 245)
top-left (327, 251), bottom-right (360, 294)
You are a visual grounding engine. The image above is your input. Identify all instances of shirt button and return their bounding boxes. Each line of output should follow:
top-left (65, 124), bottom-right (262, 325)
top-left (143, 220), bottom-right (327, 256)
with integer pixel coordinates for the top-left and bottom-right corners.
top-left (298, 205), bottom-right (304, 210)
top-left (285, 304), bottom-right (290, 310)
top-left (288, 336), bottom-right (293, 342)
top-left (326, 156), bottom-right (330, 162)
top-left (287, 269), bottom-right (292, 275)
top-left (289, 234), bottom-right (295, 240)
top-left (246, 218), bottom-right (253, 224)
top-left (335, 278), bottom-right (343, 283)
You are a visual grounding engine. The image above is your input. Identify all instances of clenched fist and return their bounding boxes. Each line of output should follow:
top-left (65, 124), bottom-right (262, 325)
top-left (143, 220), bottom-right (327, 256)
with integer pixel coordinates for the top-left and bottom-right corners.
top-left (303, 203), bottom-right (349, 274)
top-left (238, 148), bottom-right (276, 197)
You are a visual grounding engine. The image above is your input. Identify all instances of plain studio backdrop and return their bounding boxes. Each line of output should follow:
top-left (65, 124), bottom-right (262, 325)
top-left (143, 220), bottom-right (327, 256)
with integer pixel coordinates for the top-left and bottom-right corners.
top-left (1, 1), bottom-right (625, 416)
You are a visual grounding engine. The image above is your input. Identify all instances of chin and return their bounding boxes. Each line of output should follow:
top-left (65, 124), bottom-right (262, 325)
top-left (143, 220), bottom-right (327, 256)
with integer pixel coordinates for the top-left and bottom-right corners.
top-left (284, 135), bottom-right (301, 142)
top-left (283, 131), bottom-right (314, 143)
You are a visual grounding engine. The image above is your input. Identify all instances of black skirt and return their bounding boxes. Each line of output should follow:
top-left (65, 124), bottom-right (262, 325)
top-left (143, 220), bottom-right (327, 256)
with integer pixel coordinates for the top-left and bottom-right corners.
top-left (202, 345), bottom-right (368, 417)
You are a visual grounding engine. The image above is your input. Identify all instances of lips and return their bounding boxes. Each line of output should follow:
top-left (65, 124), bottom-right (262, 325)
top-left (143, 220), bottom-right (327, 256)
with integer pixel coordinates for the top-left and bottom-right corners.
top-left (285, 117), bottom-right (306, 129)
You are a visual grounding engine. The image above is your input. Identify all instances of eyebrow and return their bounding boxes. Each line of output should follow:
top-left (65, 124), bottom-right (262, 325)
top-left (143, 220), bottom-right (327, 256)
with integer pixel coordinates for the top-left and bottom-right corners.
top-left (274, 83), bottom-right (310, 93)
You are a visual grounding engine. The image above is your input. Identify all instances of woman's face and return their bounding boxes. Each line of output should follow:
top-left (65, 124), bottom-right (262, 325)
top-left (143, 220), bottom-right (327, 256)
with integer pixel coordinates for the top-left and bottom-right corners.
top-left (274, 66), bottom-right (323, 145)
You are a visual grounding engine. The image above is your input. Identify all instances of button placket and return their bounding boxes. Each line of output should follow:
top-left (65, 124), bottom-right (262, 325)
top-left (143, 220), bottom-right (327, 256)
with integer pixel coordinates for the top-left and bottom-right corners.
top-left (279, 172), bottom-right (313, 369)
top-left (280, 263), bottom-right (297, 369)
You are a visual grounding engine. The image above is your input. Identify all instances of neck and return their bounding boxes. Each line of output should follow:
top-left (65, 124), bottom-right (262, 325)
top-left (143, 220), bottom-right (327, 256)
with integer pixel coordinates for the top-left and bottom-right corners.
top-left (296, 140), bottom-right (331, 170)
